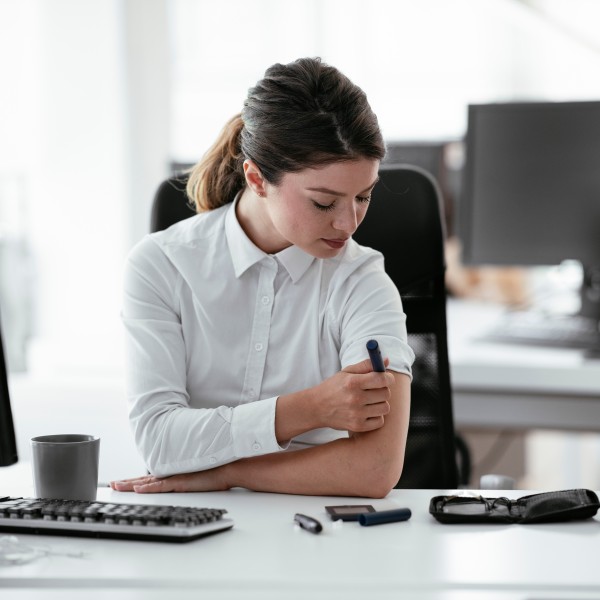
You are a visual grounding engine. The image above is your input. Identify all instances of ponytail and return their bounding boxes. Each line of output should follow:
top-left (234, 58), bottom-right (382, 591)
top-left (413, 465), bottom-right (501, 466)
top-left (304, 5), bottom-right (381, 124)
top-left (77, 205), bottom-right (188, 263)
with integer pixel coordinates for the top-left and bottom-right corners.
top-left (186, 114), bottom-right (245, 212)
top-left (187, 58), bottom-right (384, 212)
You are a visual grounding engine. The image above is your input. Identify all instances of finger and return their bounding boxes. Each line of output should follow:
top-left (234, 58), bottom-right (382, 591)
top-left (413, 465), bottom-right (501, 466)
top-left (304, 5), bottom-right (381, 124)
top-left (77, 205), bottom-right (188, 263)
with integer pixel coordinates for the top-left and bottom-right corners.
top-left (135, 473), bottom-right (197, 494)
top-left (349, 415), bottom-right (385, 433)
top-left (343, 356), bottom-right (392, 376)
top-left (364, 399), bottom-right (391, 419)
top-left (342, 357), bottom-right (373, 375)
top-left (133, 479), bottom-right (170, 494)
top-left (361, 371), bottom-right (395, 391)
top-left (111, 475), bottom-right (157, 491)
top-left (111, 476), bottom-right (156, 487)
top-left (110, 475), bottom-right (153, 486)
top-left (111, 480), bottom-right (137, 491)
top-left (365, 415), bottom-right (386, 430)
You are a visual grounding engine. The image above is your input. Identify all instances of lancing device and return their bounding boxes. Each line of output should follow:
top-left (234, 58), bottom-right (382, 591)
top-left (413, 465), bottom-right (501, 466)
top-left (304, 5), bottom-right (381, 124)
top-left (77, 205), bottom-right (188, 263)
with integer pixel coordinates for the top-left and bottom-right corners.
top-left (366, 339), bottom-right (386, 372)
top-left (294, 513), bottom-right (323, 534)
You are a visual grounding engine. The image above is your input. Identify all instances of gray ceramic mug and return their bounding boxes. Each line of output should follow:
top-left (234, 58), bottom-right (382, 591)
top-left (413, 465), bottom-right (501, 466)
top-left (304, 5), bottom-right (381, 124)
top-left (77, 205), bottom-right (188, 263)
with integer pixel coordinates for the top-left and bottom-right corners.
top-left (31, 434), bottom-right (100, 501)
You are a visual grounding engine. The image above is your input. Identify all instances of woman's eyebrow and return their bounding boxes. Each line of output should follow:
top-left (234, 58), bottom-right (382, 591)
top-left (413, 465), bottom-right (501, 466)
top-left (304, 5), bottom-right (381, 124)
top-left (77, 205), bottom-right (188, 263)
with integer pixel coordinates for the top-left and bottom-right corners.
top-left (306, 177), bottom-right (380, 197)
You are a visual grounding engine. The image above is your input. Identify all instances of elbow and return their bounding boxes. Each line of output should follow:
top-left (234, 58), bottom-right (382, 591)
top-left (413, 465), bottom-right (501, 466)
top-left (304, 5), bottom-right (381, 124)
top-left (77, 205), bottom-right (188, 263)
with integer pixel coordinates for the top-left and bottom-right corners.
top-left (349, 443), bottom-right (405, 499)
top-left (360, 467), bottom-right (402, 499)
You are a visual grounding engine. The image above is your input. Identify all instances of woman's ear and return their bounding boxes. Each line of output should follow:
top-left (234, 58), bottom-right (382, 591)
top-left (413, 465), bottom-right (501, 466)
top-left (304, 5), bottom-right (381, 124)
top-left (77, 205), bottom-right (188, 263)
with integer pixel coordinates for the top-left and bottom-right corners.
top-left (243, 160), bottom-right (267, 197)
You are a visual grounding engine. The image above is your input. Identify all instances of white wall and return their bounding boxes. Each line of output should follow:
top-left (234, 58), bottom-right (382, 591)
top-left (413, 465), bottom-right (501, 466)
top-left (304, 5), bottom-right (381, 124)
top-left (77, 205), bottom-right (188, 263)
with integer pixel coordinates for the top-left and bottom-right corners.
top-left (1, 0), bottom-right (166, 481)
top-left (9, 372), bottom-right (146, 483)
top-left (168, 0), bottom-right (600, 159)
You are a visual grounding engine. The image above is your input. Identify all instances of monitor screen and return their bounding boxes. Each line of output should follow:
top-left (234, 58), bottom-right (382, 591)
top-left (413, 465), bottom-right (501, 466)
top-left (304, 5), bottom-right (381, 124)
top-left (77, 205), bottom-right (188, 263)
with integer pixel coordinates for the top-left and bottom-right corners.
top-left (0, 313), bottom-right (18, 466)
top-left (459, 101), bottom-right (600, 269)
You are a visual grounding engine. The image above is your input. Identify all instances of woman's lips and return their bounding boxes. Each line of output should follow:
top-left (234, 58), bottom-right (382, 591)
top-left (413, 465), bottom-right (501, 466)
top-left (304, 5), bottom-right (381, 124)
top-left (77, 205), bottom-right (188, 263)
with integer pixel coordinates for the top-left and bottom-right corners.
top-left (323, 238), bottom-right (348, 249)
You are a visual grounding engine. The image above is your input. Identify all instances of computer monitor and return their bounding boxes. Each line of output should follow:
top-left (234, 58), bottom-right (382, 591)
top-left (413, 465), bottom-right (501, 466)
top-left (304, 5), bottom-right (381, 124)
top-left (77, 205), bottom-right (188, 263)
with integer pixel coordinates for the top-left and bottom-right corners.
top-left (0, 312), bottom-right (18, 466)
top-left (459, 101), bottom-right (600, 320)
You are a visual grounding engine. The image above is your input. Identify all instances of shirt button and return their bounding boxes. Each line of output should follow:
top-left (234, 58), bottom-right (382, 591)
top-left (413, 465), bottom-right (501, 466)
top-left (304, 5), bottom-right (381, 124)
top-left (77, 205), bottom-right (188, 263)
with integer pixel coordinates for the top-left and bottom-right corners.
top-left (261, 296), bottom-right (270, 305)
top-left (252, 443), bottom-right (261, 452)
top-left (210, 457), bottom-right (217, 464)
top-left (254, 343), bottom-right (263, 351)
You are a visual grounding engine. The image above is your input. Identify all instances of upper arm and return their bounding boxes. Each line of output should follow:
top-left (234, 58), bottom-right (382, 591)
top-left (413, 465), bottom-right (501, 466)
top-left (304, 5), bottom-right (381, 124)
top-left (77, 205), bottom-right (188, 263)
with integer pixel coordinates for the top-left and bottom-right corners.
top-left (335, 256), bottom-right (414, 379)
top-left (123, 237), bottom-right (181, 322)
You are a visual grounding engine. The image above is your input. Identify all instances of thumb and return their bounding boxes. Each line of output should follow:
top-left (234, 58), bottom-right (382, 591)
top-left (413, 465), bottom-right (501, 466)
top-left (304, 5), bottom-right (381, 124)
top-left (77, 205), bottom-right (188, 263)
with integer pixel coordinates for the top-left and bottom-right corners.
top-left (342, 356), bottom-right (389, 374)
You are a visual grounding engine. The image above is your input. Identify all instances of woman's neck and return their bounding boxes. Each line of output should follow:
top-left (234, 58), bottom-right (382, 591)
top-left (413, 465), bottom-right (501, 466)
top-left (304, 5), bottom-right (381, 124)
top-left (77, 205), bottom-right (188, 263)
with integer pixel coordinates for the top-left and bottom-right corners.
top-left (235, 187), bottom-right (290, 254)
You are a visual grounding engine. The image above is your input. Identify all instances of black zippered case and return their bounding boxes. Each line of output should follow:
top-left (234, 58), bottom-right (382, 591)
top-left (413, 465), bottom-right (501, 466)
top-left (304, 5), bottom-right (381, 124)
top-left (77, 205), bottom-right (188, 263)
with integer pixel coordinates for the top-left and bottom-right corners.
top-left (429, 489), bottom-right (600, 524)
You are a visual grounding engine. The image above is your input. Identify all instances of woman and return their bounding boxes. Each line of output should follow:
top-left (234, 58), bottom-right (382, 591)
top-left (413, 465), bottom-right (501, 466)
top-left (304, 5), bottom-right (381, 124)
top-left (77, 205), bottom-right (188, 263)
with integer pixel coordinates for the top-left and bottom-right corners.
top-left (111, 57), bottom-right (414, 499)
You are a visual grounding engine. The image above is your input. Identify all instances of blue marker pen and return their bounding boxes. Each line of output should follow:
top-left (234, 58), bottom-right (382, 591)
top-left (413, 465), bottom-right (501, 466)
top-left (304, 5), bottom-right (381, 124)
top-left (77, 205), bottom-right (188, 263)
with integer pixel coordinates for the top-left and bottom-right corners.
top-left (366, 339), bottom-right (385, 372)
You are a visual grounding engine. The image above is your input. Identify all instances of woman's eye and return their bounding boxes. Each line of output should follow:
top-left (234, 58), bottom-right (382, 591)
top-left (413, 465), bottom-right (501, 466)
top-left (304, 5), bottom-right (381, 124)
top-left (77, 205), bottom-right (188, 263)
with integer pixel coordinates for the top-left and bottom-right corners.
top-left (356, 195), bottom-right (371, 204)
top-left (312, 201), bottom-right (336, 212)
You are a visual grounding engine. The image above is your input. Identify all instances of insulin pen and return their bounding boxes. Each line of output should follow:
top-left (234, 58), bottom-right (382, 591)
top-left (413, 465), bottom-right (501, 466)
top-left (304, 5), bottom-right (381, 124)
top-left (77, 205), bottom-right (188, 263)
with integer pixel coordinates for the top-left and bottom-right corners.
top-left (366, 339), bottom-right (386, 372)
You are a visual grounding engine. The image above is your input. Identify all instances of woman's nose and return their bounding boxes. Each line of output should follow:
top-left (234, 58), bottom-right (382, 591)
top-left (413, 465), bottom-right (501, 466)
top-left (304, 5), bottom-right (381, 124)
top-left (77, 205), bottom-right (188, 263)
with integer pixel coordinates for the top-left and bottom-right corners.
top-left (332, 205), bottom-right (358, 235)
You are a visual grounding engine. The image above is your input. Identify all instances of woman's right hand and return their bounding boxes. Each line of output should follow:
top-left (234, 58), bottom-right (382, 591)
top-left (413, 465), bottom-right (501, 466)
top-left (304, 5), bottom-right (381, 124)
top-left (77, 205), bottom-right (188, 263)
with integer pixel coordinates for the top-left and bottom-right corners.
top-left (313, 357), bottom-right (395, 433)
top-left (275, 357), bottom-right (396, 443)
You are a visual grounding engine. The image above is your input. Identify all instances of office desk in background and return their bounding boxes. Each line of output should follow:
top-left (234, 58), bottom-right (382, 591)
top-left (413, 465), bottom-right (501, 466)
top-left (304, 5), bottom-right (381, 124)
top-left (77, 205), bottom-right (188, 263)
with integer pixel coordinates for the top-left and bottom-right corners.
top-left (447, 299), bottom-right (600, 431)
top-left (1, 465), bottom-right (600, 600)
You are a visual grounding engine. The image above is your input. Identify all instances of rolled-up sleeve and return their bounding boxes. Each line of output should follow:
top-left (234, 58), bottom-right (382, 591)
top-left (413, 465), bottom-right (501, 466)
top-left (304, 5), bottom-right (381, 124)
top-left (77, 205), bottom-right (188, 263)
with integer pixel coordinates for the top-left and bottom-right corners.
top-left (122, 237), bottom-right (283, 477)
top-left (336, 253), bottom-right (415, 377)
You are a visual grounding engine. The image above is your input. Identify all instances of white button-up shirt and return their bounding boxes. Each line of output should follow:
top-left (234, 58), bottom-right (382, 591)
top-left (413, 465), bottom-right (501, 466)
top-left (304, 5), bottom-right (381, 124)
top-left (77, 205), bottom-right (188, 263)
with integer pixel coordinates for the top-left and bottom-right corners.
top-left (122, 199), bottom-right (415, 477)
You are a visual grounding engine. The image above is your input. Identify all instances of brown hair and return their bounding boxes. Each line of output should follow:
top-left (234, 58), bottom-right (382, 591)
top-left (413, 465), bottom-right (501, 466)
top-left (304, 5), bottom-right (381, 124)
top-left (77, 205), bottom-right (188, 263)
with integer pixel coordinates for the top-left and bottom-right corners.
top-left (187, 57), bottom-right (385, 212)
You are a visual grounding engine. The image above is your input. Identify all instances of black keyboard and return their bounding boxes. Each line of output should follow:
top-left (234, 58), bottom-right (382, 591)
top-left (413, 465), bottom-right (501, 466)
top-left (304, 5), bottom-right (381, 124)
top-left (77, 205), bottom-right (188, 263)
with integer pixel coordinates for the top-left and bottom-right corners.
top-left (0, 496), bottom-right (234, 543)
top-left (480, 311), bottom-right (600, 351)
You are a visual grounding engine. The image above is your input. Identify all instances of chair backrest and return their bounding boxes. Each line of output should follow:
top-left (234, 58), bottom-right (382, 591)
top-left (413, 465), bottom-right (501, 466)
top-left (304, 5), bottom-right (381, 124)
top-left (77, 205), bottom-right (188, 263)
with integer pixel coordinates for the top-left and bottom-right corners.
top-left (150, 165), bottom-right (460, 489)
top-left (352, 165), bottom-right (458, 488)
top-left (150, 176), bottom-right (196, 233)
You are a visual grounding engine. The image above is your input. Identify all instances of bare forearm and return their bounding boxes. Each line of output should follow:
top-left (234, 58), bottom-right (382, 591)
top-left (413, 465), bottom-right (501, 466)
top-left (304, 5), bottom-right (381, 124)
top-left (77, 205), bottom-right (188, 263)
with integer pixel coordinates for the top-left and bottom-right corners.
top-left (227, 372), bottom-right (410, 498)
top-left (112, 373), bottom-right (411, 498)
top-left (274, 388), bottom-right (320, 443)
top-left (223, 436), bottom-right (400, 498)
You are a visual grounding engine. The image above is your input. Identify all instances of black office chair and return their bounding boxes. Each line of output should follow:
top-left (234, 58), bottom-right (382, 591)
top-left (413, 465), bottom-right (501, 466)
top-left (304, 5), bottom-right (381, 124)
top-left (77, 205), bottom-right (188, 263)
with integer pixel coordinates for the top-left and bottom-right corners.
top-left (150, 176), bottom-right (196, 234)
top-left (150, 165), bottom-right (469, 489)
top-left (353, 165), bottom-right (466, 488)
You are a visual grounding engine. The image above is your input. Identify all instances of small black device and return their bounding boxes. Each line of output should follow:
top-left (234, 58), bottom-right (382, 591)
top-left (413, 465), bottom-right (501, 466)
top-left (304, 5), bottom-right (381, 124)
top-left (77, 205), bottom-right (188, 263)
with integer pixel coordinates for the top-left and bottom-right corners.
top-left (294, 513), bottom-right (322, 534)
top-left (325, 504), bottom-right (376, 522)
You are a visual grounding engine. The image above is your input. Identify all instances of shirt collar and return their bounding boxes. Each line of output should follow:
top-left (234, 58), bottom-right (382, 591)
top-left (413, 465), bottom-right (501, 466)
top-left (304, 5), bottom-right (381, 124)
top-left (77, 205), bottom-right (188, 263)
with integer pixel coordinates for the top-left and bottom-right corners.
top-left (275, 245), bottom-right (314, 283)
top-left (225, 193), bottom-right (315, 282)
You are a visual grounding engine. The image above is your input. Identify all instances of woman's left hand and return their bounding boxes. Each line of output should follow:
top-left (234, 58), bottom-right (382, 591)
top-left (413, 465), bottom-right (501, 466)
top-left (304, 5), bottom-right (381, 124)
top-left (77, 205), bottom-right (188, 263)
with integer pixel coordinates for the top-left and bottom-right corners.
top-left (110, 469), bottom-right (229, 494)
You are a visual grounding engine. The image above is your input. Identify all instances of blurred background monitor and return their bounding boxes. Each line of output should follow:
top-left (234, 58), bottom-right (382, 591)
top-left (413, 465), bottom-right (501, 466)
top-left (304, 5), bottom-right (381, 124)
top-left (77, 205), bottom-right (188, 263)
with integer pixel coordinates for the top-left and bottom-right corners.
top-left (459, 101), bottom-right (600, 322)
top-left (383, 141), bottom-right (461, 238)
top-left (0, 312), bottom-right (18, 467)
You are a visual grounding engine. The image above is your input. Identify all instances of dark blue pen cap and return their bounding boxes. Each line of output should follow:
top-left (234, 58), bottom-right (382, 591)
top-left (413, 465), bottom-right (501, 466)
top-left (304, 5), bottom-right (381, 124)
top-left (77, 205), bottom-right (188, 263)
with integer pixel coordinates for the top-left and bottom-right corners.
top-left (359, 508), bottom-right (412, 526)
top-left (366, 340), bottom-right (379, 351)
top-left (366, 339), bottom-right (385, 372)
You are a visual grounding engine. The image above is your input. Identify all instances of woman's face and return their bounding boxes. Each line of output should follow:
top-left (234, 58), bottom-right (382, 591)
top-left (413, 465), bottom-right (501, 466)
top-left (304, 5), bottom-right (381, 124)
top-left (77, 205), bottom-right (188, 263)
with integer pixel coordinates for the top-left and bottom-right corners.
top-left (256, 158), bottom-right (380, 258)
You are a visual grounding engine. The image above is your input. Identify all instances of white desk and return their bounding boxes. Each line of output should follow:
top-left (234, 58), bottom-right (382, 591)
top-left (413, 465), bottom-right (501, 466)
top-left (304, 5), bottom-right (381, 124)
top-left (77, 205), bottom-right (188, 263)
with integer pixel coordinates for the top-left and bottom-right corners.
top-left (447, 299), bottom-right (600, 431)
top-left (2, 470), bottom-right (600, 600)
